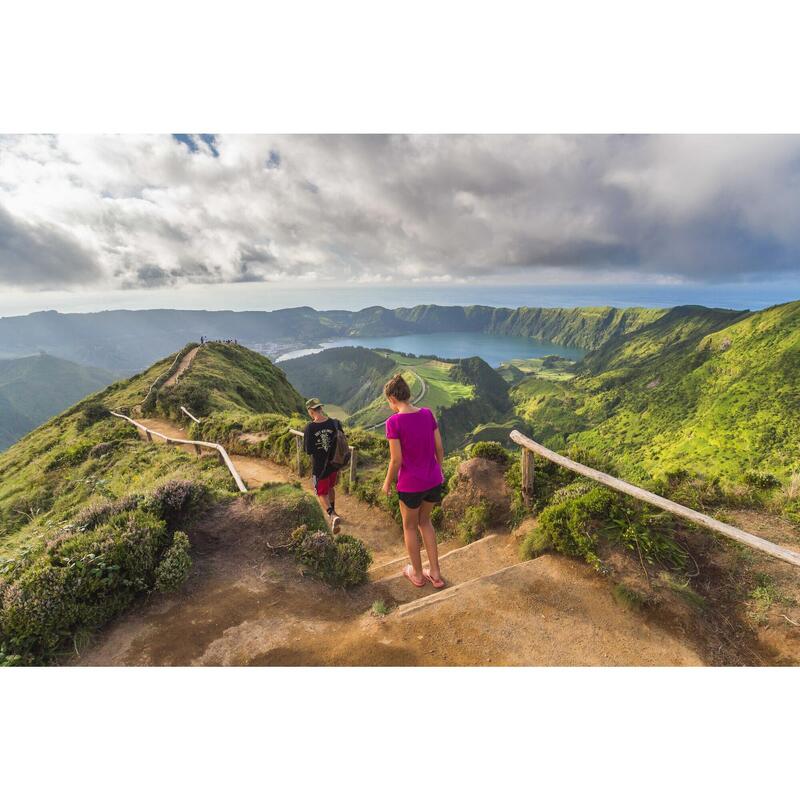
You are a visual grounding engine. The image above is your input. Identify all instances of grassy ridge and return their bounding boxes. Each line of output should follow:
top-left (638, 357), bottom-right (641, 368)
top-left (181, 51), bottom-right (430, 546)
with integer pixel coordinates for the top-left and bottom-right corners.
top-left (514, 301), bottom-right (800, 485)
top-left (0, 354), bottom-right (117, 450)
top-left (149, 342), bottom-right (307, 420)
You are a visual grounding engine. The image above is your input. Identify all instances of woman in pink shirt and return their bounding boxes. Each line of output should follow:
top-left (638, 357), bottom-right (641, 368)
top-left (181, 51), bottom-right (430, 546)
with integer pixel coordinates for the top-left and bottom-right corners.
top-left (381, 373), bottom-right (446, 589)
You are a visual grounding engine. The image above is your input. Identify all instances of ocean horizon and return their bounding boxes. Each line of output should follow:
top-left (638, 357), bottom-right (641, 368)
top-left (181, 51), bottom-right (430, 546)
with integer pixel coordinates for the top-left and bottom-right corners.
top-left (3, 279), bottom-right (800, 318)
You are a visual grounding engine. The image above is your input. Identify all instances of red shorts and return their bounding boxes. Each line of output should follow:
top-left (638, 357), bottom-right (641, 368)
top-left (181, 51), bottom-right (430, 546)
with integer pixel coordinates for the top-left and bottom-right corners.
top-left (313, 471), bottom-right (338, 496)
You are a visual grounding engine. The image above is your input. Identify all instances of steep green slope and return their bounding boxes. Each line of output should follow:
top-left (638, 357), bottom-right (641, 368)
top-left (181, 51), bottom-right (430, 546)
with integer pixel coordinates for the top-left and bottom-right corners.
top-left (280, 347), bottom-right (397, 412)
top-left (0, 355), bottom-right (116, 450)
top-left (147, 342), bottom-right (307, 420)
top-left (0, 343), bottom-right (316, 664)
top-left (514, 302), bottom-right (800, 483)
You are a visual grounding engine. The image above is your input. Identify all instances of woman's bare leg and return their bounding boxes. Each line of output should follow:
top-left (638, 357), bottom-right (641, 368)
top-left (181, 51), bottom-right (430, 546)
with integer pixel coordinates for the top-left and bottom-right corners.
top-left (399, 501), bottom-right (424, 581)
top-left (418, 500), bottom-right (442, 580)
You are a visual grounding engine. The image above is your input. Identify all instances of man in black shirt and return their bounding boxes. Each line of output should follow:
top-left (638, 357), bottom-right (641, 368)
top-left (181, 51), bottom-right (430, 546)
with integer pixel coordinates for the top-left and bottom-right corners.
top-left (303, 398), bottom-right (342, 533)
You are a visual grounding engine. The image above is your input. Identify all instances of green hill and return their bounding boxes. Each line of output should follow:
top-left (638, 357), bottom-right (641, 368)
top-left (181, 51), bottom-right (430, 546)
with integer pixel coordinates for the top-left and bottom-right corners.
top-left (0, 355), bottom-right (116, 450)
top-left (280, 347), bottom-right (397, 412)
top-left (144, 342), bottom-right (307, 420)
top-left (513, 301), bottom-right (800, 483)
top-left (0, 343), bottom-right (313, 664)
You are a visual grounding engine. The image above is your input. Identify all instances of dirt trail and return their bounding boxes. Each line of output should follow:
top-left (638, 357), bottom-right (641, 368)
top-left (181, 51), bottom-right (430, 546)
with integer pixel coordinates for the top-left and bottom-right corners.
top-left (77, 415), bottom-right (711, 666)
top-left (164, 345), bottom-right (200, 388)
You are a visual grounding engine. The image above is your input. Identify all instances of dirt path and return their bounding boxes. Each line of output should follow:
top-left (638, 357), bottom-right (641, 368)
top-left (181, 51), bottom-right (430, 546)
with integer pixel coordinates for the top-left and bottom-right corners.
top-left (77, 415), bottom-right (710, 666)
top-left (164, 345), bottom-right (200, 387)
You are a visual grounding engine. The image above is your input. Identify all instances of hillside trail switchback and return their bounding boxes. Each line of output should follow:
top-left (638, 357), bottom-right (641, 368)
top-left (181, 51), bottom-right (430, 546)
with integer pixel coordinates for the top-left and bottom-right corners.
top-left (75, 413), bottom-right (706, 665)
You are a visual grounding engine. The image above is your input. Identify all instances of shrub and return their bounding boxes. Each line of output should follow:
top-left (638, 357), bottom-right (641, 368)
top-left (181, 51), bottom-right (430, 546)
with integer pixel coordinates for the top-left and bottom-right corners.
top-left (537, 485), bottom-right (689, 573)
top-left (72, 495), bottom-right (142, 531)
top-left (469, 441), bottom-right (510, 465)
top-left (154, 531), bottom-right (192, 592)
top-left (743, 470), bottom-right (781, 491)
top-left (290, 525), bottom-right (372, 588)
top-left (519, 524), bottom-right (551, 560)
top-left (76, 402), bottom-right (109, 431)
top-left (0, 509), bottom-right (169, 663)
top-left (144, 479), bottom-right (210, 530)
top-left (457, 501), bottom-right (490, 544)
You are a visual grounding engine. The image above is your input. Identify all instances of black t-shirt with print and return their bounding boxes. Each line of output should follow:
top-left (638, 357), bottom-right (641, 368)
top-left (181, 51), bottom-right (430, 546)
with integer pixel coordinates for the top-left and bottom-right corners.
top-left (303, 417), bottom-right (340, 478)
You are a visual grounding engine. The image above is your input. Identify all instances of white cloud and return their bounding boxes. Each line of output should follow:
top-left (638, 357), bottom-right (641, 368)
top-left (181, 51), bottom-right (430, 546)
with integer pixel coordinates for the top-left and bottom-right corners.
top-left (1, 133), bottom-right (799, 291)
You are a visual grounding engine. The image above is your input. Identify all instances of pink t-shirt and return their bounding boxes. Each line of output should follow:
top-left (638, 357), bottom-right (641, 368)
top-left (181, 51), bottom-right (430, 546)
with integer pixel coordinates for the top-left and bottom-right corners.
top-left (385, 407), bottom-right (444, 493)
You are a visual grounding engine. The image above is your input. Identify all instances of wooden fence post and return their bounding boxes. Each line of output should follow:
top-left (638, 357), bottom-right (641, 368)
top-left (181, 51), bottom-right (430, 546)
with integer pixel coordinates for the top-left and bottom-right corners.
top-left (295, 436), bottom-right (303, 476)
top-left (521, 448), bottom-right (535, 504)
top-left (349, 446), bottom-right (357, 485)
top-left (145, 430), bottom-right (153, 442)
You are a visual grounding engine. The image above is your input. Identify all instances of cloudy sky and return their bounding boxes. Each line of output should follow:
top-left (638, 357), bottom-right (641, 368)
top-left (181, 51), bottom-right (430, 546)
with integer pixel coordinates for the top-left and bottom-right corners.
top-left (1, 134), bottom-right (799, 301)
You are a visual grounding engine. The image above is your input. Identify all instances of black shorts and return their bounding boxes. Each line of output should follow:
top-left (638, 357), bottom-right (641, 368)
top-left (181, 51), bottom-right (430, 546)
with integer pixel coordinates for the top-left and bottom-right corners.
top-left (397, 483), bottom-right (444, 509)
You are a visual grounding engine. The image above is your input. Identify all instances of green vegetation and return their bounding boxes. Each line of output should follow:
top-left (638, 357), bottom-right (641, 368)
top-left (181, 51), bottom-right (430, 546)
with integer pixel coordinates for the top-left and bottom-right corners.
top-left (371, 598), bottom-right (390, 616)
top-left (281, 347), bottom-right (397, 412)
top-left (457, 501), bottom-right (491, 544)
top-left (0, 354), bottom-right (116, 450)
top-left (612, 583), bottom-right (647, 611)
top-left (498, 355), bottom-right (576, 384)
top-left (519, 523), bottom-right (551, 560)
top-left (0, 478), bottom-right (212, 664)
top-left (468, 441), bottom-right (510, 464)
top-left (290, 525), bottom-right (372, 588)
top-left (151, 342), bottom-right (306, 420)
top-left (154, 531), bottom-right (192, 592)
top-left (512, 302), bottom-right (800, 491)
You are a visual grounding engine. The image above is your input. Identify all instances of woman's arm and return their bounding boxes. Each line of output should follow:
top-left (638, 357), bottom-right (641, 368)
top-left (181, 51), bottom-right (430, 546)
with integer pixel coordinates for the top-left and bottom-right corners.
top-left (433, 428), bottom-right (444, 467)
top-left (382, 438), bottom-right (402, 494)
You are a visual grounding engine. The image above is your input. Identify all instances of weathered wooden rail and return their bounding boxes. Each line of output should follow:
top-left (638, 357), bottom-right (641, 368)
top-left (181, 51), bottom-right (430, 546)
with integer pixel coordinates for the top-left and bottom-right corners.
top-left (111, 411), bottom-right (248, 493)
top-left (510, 430), bottom-right (800, 569)
top-left (288, 427), bottom-right (358, 484)
top-left (180, 405), bottom-right (202, 424)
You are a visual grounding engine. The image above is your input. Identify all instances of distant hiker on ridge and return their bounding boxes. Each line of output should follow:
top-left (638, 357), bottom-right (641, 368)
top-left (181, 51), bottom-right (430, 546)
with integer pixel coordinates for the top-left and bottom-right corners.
top-left (381, 373), bottom-right (446, 590)
top-left (303, 398), bottom-right (349, 534)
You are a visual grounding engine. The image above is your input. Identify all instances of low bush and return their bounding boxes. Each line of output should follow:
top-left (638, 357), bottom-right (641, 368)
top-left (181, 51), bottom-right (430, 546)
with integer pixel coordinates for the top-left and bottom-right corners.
top-left (743, 470), bottom-right (781, 491)
top-left (143, 479), bottom-right (210, 530)
top-left (290, 525), bottom-right (372, 588)
top-left (72, 494), bottom-right (143, 531)
top-left (457, 501), bottom-right (491, 544)
top-left (0, 509), bottom-right (170, 663)
top-left (519, 524), bottom-right (551, 560)
top-left (469, 441), bottom-right (510, 465)
top-left (537, 484), bottom-right (689, 573)
top-left (154, 531), bottom-right (192, 592)
top-left (76, 402), bottom-right (109, 431)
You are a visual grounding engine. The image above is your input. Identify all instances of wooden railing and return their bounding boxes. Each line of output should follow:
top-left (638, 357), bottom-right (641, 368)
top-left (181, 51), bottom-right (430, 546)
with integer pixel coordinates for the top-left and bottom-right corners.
top-left (112, 411), bottom-right (248, 493)
top-left (510, 430), bottom-right (800, 569)
top-left (180, 406), bottom-right (201, 424)
top-left (288, 428), bottom-right (358, 484)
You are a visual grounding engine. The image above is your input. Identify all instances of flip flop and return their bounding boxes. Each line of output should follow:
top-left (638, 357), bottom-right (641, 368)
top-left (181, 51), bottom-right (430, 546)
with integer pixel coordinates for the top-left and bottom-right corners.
top-left (403, 564), bottom-right (426, 588)
top-left (423, 568), bottom-right (446, 589)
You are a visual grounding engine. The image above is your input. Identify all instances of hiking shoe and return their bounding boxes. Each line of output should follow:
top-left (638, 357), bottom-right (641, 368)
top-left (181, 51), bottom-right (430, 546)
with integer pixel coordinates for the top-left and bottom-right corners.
top-left (329, 513), bottom-right (342, 534)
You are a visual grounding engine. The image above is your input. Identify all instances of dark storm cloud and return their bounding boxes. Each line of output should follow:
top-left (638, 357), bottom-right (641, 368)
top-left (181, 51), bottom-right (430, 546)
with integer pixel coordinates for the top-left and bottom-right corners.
top-left (2, 134), bottom-right (800, 291)
top-left (0, 203), bottom-right (101, 288)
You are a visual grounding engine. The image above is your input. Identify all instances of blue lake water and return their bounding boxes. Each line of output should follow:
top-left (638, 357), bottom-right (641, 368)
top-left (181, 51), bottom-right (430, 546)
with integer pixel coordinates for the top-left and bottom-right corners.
top-left (278, 332), bottom-right (586, 367)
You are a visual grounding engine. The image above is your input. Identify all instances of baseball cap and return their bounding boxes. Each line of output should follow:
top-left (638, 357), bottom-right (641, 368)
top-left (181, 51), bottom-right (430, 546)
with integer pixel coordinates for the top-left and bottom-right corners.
top-left (305, 398), bottom-right (324, 410)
